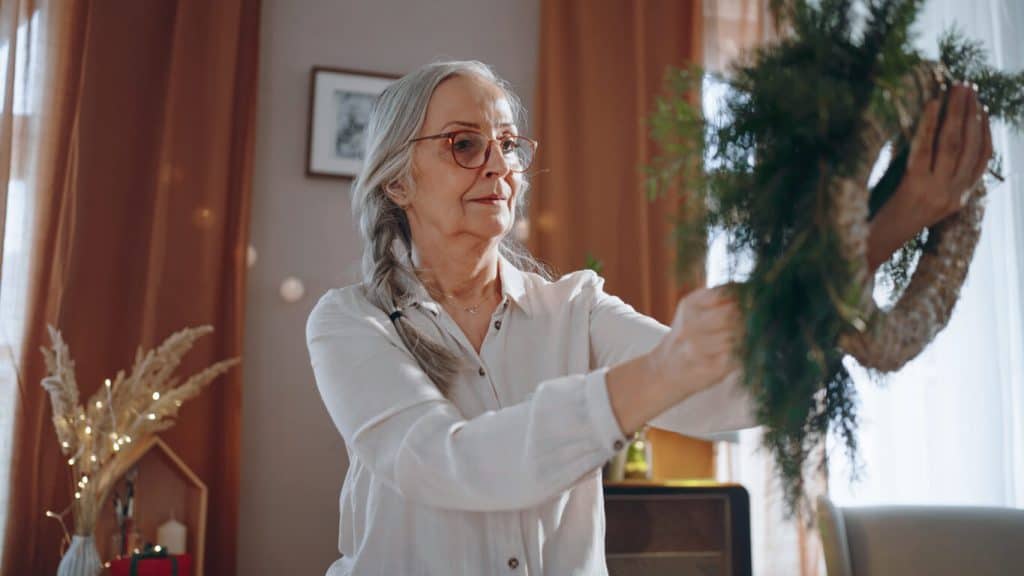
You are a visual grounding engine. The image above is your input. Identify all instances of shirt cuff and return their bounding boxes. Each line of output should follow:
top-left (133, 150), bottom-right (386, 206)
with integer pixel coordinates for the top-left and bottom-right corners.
top-left (583, 366), bottom-right (628, 456)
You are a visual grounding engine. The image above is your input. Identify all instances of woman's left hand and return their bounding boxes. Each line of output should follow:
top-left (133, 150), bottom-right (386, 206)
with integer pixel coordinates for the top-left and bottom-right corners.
top-left (893, 82), bottom-right (993, 229)
top-left (867, 82), bottom-right (993, 271)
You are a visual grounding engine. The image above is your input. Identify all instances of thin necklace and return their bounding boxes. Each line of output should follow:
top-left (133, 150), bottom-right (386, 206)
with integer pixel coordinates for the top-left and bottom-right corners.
top-left (443, 288), bottom-right (496, 315)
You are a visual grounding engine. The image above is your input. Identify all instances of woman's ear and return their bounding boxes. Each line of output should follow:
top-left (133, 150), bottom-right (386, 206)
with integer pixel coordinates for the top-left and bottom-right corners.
top-left (386, 181), bottom-right (408, 206)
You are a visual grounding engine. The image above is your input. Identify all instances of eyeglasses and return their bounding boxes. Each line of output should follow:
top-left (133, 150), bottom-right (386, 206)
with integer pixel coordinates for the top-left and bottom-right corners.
top-left (408, 130), bottom-right (538, 173)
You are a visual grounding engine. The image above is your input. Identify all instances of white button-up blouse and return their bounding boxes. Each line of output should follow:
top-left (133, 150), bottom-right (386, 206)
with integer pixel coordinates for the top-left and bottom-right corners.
top-left (306, 254), bottom-right (756, 576)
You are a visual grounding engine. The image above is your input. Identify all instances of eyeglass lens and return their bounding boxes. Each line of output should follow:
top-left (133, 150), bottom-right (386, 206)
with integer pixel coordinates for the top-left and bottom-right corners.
top-left (451, 132), bottom-right (534, 171)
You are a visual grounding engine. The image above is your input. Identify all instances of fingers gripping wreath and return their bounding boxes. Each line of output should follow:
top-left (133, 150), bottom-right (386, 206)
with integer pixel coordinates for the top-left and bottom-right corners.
top-left (836, 62), bottom-right (987, 371)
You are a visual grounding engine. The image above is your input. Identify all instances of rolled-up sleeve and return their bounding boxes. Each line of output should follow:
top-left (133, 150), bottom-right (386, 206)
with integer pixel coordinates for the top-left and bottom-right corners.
top-left (306, 291), bottom-right (625, 512)
top-left (584, 271), bottom-right (758, 437)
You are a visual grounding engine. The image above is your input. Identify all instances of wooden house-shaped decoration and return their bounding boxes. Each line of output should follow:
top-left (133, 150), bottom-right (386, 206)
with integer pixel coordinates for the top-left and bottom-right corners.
top-left (94, 436), bottom-right (207, 576)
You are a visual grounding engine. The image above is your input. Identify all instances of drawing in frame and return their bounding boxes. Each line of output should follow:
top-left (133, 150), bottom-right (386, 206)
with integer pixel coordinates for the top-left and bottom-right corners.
top-left (306, 67), bottom-right (398, 178)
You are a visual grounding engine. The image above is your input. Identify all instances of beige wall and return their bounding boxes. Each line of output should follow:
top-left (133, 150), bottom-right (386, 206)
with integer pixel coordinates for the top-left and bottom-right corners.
top-left (238, 1), bottom-right (539, 574)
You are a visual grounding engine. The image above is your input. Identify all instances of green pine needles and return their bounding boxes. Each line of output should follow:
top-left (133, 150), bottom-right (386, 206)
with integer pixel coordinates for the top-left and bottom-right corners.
top-left (647, 0), bottom-right (1024, 516)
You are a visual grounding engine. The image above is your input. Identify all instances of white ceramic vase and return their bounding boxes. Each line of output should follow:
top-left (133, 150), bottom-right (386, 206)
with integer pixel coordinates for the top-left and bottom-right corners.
top-left (57, 535), bottom-right (102, 576)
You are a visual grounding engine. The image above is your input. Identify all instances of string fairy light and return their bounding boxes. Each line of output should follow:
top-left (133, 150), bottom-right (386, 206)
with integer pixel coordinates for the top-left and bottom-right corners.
top-left (105, 377), bottom-right (118, 433)
top-left (44, 509), bottom-right (72, 550)
top-left (40, 323), bottom-right (240, 542)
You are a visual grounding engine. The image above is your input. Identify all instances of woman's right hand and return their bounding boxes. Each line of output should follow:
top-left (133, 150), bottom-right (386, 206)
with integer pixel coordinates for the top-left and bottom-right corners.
top-left (646, 285), bottom-right (744, 402)
top-left (605, 284), bottom-right (745, 437)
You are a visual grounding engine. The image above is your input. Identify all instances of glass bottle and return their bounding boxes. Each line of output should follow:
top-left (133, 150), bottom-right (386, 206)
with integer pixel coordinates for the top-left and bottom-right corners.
top-left (623, 427), bottom-right (653, 479)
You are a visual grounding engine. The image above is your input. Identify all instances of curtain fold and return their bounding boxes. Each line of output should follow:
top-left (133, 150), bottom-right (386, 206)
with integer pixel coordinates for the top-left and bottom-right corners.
top-left (1, 1), bottom-right (260, 574)
top-left (531, 0), bottom-right (711, 479)
top-left (0, 0), bottom-right (93, 568)
top-left (531, 0), bottom-right (704, 321)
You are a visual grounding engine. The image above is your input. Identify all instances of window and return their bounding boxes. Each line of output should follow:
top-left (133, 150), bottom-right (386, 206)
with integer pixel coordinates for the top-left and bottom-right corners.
top-left (0, 9), bottom-right (42, 559)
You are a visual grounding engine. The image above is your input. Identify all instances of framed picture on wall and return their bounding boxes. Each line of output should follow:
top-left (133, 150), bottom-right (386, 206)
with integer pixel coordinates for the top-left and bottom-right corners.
top-left (306, 67), bottom-right (398, 178)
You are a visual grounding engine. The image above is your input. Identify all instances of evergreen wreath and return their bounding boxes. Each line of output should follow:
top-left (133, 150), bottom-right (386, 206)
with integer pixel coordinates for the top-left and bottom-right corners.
top-left (647, 0), bottom-right (1024, 515)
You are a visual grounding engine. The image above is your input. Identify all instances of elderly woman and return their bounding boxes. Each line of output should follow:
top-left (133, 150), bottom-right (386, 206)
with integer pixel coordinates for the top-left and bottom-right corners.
top-left (306, 61), bottom-right (990, 575)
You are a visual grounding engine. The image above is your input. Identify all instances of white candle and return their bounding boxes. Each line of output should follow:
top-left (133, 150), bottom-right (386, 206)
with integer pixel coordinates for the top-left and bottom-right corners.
top-left (156, 511), bottom-right (187, 555)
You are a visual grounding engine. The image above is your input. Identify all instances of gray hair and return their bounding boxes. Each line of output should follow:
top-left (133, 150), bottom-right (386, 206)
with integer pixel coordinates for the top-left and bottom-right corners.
top-left (350, 60), bottom-right (552, 396)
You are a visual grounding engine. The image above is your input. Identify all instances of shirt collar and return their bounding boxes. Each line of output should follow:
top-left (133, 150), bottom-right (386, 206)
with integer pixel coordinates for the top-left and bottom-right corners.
top-left (411, 251), bottom-right (532, 318)
top-left (498, 253), bottom-right (530, 316)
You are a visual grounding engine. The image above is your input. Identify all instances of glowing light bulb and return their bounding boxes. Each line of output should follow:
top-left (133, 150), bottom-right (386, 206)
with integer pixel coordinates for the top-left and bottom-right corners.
top-left (90, 455), bottom-right (97, 463)
top-left (152, 391), bottom-right (161, 400)
top-left (112, 443), bottom-right (121, 452)
top-left (147, 413), bottom-right (157, 421)
top-left (61, 441), bottom-right (69, 449)
top-left (81, 476), bottom-right (88, 485)
top-left (74, 492), bottom-right (81, 499)
top-left (280, 277), bottom-right (305, 302)
top-left (67, 458), bottom-right (75, 466)
top-left (124, 436), bottom-right (132, 443)
top-left (105, 378), bottom-right (112, 388)
top-left (84, 426), bottom-right (92, 435)
top-left (95, 400), bottom-right (103, 409)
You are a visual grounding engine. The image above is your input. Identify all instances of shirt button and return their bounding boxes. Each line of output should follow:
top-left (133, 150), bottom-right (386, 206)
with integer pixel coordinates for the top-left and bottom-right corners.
top-left (507, 557), bottom-right (519, 569)
top-left (494, 319), bottom-right (502, 330)
top-left (613, 439), bottom-right (624, 451)
top-left (478, 367), bottom-right (486, 377)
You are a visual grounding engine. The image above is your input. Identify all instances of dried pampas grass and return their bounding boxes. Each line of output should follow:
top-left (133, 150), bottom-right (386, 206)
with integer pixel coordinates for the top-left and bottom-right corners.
top-left (40, 324), bottom-right (240, 535)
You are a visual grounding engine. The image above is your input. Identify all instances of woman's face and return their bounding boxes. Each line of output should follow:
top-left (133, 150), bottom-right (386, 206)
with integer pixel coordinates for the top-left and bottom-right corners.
top-left (393, 74), bottom-right (521, 252)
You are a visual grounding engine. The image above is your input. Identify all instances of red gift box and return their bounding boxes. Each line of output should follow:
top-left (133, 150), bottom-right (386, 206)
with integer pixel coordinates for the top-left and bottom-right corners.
top-left (109, 554), bottom-right (192, 576)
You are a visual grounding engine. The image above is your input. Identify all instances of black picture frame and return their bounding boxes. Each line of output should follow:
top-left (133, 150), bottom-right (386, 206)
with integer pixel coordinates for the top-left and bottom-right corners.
top-left (306, 66), bottom-right (398, 179)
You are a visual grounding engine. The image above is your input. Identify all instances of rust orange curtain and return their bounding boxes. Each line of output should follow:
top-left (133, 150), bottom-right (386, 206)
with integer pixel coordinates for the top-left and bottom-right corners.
top-left (530, 0), bottom-right (708, 477)
top-left (530, 0), bottom-right (704, 322)
top-left (1, 1), bottom-right (260, 574)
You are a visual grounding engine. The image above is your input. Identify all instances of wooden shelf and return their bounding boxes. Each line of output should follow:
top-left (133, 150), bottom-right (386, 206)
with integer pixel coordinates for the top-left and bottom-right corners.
top-left (94, 436), bottom-right (207, 576)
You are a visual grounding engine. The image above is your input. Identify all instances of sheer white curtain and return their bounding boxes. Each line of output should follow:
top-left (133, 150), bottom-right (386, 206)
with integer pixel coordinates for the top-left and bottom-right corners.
top-left (0, 7), bottom-right (44, 561)
top-left (828, 0), bottom-right (1024, 511)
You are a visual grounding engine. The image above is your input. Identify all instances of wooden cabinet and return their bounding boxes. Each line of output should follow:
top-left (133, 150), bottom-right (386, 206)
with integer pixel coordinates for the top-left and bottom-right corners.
top-left (603, 482), bottom-right (752, 576)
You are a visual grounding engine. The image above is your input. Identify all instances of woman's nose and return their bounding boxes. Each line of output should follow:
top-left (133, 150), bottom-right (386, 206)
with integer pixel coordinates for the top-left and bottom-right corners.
top-left (483, 140), bottom-right (511, 178)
